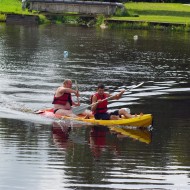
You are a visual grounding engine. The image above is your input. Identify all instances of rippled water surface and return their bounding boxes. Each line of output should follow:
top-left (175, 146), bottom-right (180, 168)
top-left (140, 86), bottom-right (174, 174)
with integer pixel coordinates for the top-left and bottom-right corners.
top-left (0, 23), bottom-right (190, 190)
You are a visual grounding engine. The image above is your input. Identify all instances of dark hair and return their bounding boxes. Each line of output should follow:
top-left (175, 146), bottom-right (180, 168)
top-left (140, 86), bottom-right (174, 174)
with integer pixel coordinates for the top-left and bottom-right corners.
top-left (97, 83), bottom-right (105, 89)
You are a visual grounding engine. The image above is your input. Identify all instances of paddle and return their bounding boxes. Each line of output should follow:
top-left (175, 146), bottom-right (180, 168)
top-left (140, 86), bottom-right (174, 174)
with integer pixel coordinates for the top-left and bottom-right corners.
top-left (75, 80), bottom-right (80, 104)
top-left (72, 82), bottom-right (144, 115)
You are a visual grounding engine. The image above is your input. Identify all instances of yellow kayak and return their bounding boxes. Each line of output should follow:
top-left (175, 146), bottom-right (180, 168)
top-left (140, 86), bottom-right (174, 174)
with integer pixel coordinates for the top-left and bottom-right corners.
top-left (64, 114), bottom-right (152, 128)
top-left (38, 108), bottom-right (152, 128)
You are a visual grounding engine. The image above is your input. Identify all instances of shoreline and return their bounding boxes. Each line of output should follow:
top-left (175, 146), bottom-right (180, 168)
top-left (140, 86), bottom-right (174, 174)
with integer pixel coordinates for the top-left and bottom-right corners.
top-left (1, 13), bottom-right (189, 33)
top-left (106, 18), bottom-right (187, 27)
top-left (1, 2), bottom-right (190, 32)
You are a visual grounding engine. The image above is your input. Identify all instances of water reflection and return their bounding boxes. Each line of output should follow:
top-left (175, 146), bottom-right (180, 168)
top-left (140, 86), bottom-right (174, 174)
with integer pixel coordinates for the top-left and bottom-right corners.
top-left (52, 121), bottom-right (152, 160)
top-left (1, 117), bottom-right (189, 189)
top-left (89, 126), bottom-right (110, 160)
top-left (52, 121), bottom-right (71, 150)
top-left (109, 126), bottom-right (152, 144)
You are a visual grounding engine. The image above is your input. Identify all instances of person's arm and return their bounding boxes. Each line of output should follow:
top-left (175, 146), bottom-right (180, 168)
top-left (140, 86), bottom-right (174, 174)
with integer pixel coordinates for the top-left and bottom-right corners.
top-left (72, 89), bottom-right (80, 106)
top-left (91, 95), bottom-right (99, 112)
top-left (59, 87), bottom-right (79, 97)
top-left (110, 89), bottom-right (125, 100)
top-left (63, 88), bottom-right (80, 106)
top-left (72, 101), bottom-right (80, 106)
top-left (56, 87), bottom-right (80, 105)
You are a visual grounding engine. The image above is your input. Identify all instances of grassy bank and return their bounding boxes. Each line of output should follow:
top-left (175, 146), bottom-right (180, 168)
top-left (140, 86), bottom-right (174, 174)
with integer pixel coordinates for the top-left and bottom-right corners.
top-left (0, 0), bottom-right (29, 15)
top-left (110, 3), bottom-right (190, 27)
top-left (0, 0), bottom-right (49, 23)
top-left (1, 0), bottom-right (190, 31)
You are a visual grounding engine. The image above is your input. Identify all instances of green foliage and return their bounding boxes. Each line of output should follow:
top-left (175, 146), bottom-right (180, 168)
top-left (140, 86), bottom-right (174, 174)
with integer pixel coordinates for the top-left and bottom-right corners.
top-left (153, 24), bottom-right (165, 30)
top-left (38, 15), bottom-right (50, 24)
top-left (0, 13), bottom-right (6, 21)
top-left (109, 22), bottom-right (152, 30)
top-left (115, 8), bottom-right (130, 17)
top-left (184, 23), bottom-right (190, 32)
top-left (108, 20), bottom-right (190, 32)
top-left (96, 15), bottom-right (105, 26)
top-left (41, 15), bottom-right (81, 25)
top-left (62, 16), bottom-right (80, 24)
top-left (115, 7), bottom-right (140, 17)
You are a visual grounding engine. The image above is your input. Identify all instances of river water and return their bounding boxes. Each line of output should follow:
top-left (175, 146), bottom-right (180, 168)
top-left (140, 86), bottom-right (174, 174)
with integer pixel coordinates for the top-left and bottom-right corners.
top-left (0, 23), bottom-right (190, 190)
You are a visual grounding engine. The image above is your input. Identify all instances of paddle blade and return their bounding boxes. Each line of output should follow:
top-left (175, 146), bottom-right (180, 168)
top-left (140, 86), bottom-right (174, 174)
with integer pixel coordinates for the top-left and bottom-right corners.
top-left (72, 104), bottom-right (89, 115)
top-left (128, 82), bottom-right (144, 90)
top-left (134, 82), bottom-right (144, 88)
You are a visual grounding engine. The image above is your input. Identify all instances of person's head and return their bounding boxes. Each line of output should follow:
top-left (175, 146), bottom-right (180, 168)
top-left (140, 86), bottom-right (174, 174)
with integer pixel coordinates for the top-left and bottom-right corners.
top-left (97, 83), bottom-right (105, 95)
top-left (63, 79), bottom-right (72, 88)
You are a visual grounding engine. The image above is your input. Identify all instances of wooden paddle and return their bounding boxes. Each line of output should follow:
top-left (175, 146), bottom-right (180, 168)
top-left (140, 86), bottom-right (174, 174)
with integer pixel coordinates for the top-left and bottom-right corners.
top-left (72, 82), bottom-right (144, 115)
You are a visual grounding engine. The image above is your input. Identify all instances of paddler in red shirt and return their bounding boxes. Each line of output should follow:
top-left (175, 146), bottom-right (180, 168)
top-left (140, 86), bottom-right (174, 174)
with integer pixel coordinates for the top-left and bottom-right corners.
top-left (52, 79), bottom-right (80, 116)
top-left (91, 83), bottom-right (133, 120)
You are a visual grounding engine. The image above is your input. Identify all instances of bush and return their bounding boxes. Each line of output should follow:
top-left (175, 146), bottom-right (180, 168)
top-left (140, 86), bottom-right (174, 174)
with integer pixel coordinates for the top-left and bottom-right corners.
top-left (184, 23), bottom-right (190, 32)
top-left (0, 14), bottom-right (6, 21)
top-left (96, 15), bottom-right (105, 26)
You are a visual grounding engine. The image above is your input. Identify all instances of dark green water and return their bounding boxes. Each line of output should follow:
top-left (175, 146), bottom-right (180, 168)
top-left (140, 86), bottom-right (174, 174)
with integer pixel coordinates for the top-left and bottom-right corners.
top-left (0, 23), bottom-right (190, 190)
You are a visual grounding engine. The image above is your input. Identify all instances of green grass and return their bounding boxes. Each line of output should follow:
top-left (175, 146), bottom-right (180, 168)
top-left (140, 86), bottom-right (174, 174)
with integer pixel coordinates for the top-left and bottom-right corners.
top-left (111, 3), bottom-right (190, 24)
top-left (111, 15), bottom-right (190, 24)
top-left (0, 0), bottom-right (30, 14)
top-left (0, 0), bottom-right (50, 23)
top-left (125, 2), bottom-right (190, 15)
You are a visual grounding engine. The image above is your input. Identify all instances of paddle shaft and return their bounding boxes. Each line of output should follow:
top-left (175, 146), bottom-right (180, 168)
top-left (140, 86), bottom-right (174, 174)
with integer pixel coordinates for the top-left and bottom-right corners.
top-left (75, 80), bottom-right (80, 104)
top-left (72, 82), bottom-right (144, 115)
top-left (72, 96), bottom-right (113, 115)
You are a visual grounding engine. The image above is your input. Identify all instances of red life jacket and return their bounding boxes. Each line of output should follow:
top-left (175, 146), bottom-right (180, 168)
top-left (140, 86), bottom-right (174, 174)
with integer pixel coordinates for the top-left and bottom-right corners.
top-left (52, 93), bottom-right (72, 106)
top-left (91, 93), bottom-right (108, 114)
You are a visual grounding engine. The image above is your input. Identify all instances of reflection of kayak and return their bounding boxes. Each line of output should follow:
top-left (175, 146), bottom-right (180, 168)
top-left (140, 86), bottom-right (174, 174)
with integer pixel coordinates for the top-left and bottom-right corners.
top-left (37, 108), bottom-right (153, 128)
top-left (110, 126), bottom-right (152, 144)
